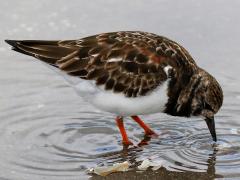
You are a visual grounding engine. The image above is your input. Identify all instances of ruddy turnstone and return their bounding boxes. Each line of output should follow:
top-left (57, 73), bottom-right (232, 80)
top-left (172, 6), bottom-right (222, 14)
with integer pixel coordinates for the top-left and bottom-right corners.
top-left (5, 31), bottom-right (223, 145)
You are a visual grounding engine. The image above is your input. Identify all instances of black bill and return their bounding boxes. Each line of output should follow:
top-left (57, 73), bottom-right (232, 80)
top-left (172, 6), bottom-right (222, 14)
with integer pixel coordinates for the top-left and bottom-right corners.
top-left (205, 117), bottom-right (217, 142)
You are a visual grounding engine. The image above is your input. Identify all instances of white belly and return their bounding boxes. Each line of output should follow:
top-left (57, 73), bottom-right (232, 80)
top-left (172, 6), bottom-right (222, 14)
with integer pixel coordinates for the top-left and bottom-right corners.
top-left (91, 82), bottom-right (169, 116)
top-left (50, 66), bottom-right (169, 116)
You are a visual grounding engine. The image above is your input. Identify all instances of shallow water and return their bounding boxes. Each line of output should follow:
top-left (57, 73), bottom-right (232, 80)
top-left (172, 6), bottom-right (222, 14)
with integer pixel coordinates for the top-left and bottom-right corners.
top-left (1, 0), bottom-right (240, 179)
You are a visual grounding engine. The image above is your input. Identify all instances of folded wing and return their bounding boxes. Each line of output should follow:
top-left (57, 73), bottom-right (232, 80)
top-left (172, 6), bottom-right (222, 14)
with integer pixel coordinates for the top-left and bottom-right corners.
top-left (5, 31), bottom-right (197, 97)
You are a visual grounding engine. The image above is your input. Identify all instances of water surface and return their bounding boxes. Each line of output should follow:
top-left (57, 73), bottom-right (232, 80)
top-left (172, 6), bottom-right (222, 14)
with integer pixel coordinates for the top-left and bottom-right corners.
top-left (0, 0), bottom-right (240, 179)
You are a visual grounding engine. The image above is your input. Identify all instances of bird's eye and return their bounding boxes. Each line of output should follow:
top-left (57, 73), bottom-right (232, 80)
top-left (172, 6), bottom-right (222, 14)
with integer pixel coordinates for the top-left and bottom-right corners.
top-left (204, 102), bottom-right (214, 111)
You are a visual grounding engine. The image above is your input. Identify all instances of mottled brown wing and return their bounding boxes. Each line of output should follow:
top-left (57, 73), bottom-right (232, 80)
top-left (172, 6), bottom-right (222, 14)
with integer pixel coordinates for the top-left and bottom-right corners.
top-left (56, 31), bottom-right (197, 97)
top-left (55, 33), bottom-right (151, 97)
top-left (6, 31), bottom-right (197, 97)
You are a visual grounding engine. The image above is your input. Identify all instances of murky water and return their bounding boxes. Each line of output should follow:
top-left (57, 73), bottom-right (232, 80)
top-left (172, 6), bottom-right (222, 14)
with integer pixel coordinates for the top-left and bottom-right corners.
top-left (1, 0), bottom-right (240, 179)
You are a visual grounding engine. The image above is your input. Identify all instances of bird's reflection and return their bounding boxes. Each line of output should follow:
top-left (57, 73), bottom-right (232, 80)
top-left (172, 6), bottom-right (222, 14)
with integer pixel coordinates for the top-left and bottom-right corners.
top-left (90, 136), bottom-right (223, 179)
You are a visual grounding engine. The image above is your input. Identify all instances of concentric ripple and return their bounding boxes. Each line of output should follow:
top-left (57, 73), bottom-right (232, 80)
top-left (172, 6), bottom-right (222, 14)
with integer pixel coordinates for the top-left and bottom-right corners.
top-left (1, 58), bottom-right (240, 179)
top-left (135, 121), bottom-right (240, 177)
top-left (0, 79), bottom-right (240, 180)
top-left (1, 92), bottom-right (240, 180)
top-left (0, 73), bottom-right (122, 180)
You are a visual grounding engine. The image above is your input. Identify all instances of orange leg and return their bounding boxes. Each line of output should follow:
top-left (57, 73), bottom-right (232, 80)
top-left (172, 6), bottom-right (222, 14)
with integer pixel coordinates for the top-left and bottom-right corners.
top-left (115, 116), bottom-right (133, 146)
top-left (131, 116), bottom-right (157, 136)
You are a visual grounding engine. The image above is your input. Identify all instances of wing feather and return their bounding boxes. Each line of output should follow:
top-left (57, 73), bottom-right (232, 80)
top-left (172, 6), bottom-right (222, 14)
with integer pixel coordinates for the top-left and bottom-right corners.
top-left (6, 31), bottom-right (197, 97)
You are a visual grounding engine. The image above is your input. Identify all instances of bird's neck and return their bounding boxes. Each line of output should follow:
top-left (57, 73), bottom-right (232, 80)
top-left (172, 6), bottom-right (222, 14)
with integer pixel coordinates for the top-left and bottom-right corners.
top-left (164, 69), bottom-right (199, 117)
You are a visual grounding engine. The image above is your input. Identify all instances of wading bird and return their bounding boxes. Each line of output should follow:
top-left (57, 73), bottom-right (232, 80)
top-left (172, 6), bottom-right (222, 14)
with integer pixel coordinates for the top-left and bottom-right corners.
top-left (5, 31), bottom-right (223, 146)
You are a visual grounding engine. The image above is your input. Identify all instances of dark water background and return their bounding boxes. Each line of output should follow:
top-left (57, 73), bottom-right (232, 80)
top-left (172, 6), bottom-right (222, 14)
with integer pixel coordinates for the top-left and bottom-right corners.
top-left (0, 0), bottom-right (240, 179)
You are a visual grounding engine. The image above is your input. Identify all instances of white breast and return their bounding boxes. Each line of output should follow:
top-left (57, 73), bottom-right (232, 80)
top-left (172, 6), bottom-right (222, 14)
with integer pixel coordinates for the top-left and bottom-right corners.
top-left (91, 80), bottom-right (169, 116)
top-left (49, 65), bottom-right (170, 116)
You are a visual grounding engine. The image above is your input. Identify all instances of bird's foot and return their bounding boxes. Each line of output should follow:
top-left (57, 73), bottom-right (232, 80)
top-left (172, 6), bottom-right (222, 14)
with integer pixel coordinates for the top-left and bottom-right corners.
top-left (122, 140), bottom-right (134, 146)
top-left (138, 135), bottom-right (152, 146)
top-left (138, 140), bottom-right (149, 146)
top-left (145, 130), bottom-right (158, 138)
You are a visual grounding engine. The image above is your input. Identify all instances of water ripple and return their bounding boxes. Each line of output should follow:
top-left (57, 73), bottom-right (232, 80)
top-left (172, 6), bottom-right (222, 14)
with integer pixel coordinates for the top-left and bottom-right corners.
top-left (0, 58), bottom-right (240, 179)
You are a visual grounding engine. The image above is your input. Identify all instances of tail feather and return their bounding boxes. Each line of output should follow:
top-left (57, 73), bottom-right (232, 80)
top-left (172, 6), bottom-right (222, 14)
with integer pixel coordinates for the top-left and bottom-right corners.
top-left (5, 40), bottom-right (76, 66)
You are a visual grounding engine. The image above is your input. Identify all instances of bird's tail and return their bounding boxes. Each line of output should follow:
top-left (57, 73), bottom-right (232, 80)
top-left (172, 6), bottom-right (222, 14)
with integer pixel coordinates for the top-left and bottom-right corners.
top-left (5, 40), bottom-right (75, 66)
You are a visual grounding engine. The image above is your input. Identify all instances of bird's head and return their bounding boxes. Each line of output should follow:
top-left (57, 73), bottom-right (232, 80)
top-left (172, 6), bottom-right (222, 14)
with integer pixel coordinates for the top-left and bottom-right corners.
top-left (191, 69), bottom-right (223, 141)
top-left (170, 68), bottom-right (223, 141)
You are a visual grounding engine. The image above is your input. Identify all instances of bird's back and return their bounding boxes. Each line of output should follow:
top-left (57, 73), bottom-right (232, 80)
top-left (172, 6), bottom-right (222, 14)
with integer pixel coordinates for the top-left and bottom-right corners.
top-left (5, 31), bottom-right (199, 115)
